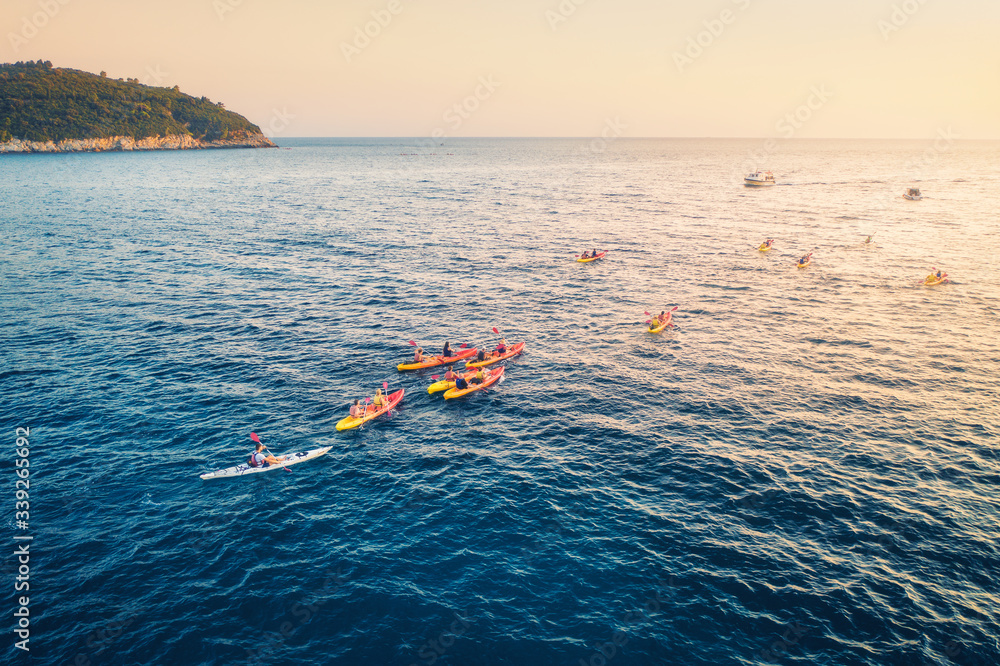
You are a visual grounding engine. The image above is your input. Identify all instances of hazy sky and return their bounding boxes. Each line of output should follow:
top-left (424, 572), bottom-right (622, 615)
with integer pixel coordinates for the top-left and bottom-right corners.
top-left (3, 0), bottom-right (998, 139)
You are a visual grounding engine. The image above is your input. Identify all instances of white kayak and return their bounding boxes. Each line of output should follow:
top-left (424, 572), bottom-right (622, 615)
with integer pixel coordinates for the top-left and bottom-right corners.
top-left (199, 446), bottom-right (332, 480)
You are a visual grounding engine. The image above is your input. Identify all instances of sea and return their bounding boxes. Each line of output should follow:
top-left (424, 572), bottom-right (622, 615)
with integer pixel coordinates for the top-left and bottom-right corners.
top-left (1, 138), bottom-right (998, 666)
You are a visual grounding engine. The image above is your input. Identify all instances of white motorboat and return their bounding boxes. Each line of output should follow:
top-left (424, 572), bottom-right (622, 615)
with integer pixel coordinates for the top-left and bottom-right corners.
top-left (744, 170), bottom-right (775, 187)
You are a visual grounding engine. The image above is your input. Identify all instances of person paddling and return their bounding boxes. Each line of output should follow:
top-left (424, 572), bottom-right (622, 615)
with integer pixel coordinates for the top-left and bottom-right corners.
top-left (349, 399), bottom-right (364, 418)
top-left (373, 388), bottom-right (388, 410)
top-left (249, 442), bottom-right (286, 468)
top-left (413, 347), bottom-right (425, 363)
top-left (442, 342), bottom-right (453, 358)
top-left (455, 375), bottom-right (469, 390)
top-left (495, 339), bottom-right (507, 355)
top-left (444, 365), bottom-right (457, 381)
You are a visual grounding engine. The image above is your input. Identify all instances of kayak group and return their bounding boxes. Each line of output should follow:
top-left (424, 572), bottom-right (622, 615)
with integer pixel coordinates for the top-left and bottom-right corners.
top-left (757, 238), bottom-right (948, 282)
top-left (333, 332), bottom-right (524, 433)
top-left (204, 239), bottom-right (950, 478)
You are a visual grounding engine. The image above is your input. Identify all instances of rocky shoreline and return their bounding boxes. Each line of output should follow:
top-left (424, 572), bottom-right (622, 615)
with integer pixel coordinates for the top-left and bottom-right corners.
top-left (0, 132), bottom-right (276, 154)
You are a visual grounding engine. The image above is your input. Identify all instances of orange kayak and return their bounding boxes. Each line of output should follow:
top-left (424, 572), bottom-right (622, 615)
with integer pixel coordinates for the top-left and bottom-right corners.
top-left (443, 366), bottom-right (505, 400)
top-left (397, 348), bottom-right (477, 371)
top-left (465, 342), bottom-right (525, 368)
top-left (336, 388), bottom-right (405, 431)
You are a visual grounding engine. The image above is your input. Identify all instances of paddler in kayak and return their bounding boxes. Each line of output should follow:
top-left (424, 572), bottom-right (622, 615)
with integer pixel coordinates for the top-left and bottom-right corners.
top-left (495, 339), bottom-right (507, 355)
top-left (442, 342), bottom-right (453, 358)
top-left (373, 388), bottom-right (388, 410)
top-left (444, 366), bottom-right (458, 381)
top-left (471, 368), bottom-right (487, 385)
top-left (413, 347), bottom-right (425, 363)
top-left (455, 375), bottom-right (470, 390)
top-left (249, 442), bottom-right (287, 468)
top-left (349, 399), bottom-right (365, 418)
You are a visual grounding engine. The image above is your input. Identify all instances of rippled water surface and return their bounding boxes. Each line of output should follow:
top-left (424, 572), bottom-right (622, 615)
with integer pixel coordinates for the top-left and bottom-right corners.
top-left (2, 138), bottom-right (999, 665)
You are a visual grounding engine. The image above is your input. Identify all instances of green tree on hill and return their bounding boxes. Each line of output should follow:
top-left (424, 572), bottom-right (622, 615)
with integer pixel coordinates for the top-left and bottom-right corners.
top-left (0, 60), bottom-right (264, 143)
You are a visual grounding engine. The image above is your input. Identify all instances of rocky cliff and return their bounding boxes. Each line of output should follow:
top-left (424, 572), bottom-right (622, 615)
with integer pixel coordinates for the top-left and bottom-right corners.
top-left (0, 131), bottom-right (276, 153)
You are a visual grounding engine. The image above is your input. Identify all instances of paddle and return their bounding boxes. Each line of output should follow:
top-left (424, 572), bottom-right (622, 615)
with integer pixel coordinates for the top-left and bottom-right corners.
top-left (250, 432), bottom-right (290, 472)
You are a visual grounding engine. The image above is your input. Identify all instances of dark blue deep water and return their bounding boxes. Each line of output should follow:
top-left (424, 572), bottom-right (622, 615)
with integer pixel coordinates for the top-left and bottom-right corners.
top-left (2, 138), bottom-right (999, 665)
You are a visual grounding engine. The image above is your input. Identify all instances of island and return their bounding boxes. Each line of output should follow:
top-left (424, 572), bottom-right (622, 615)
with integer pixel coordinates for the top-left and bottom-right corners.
top-left (0, 60), bottom-right (276, 154)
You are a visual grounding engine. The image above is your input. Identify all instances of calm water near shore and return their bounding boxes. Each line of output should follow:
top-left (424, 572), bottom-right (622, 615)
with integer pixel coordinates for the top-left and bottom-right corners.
top-left (2, 137), bottom-right (998, 665)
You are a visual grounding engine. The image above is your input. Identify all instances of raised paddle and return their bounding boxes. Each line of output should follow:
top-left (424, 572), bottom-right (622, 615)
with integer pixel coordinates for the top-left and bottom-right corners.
top-left (250, 432), bottom-right (290, 472)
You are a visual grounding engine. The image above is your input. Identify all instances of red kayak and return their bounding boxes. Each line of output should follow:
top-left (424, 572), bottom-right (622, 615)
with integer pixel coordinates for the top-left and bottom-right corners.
top-left (397, 348), bottom-right (477, 371)
top-left (444, 366), bottom-right (505, 399)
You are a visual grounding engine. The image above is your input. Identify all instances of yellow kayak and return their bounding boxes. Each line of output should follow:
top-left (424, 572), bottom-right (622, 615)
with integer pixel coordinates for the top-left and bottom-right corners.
top-left (648, 315), bottom-right (671, 333)
top-left (924, 275), bottom-right (948, 286)
top-left (576, 251), bottom-right (607, 263)
top-left (335, 389), bottom-right (404, 431)
top-left (758, 242), bottom-right (773, 252)
top-left (428, 370), bottom-right (476, 394)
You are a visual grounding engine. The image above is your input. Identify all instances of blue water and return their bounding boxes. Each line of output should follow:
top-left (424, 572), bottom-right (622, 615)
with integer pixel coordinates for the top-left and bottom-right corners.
top-left (2, 138), bottom-right (999, 665)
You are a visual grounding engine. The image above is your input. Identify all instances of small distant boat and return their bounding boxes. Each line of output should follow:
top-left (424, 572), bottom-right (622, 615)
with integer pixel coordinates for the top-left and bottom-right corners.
top-left (903, 188), bottom-right (922, 201)
top-left (744, 170), bottom-right (775, 187)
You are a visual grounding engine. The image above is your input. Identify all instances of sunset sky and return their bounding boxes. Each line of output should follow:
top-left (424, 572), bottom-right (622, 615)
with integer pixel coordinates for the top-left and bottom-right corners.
top-left (3, 0), bottom-right (998, 139)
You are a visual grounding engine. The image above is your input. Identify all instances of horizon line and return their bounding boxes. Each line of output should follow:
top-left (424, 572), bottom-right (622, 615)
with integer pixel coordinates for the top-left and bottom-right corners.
top-left (268, 136), bottom-right (997, 142)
